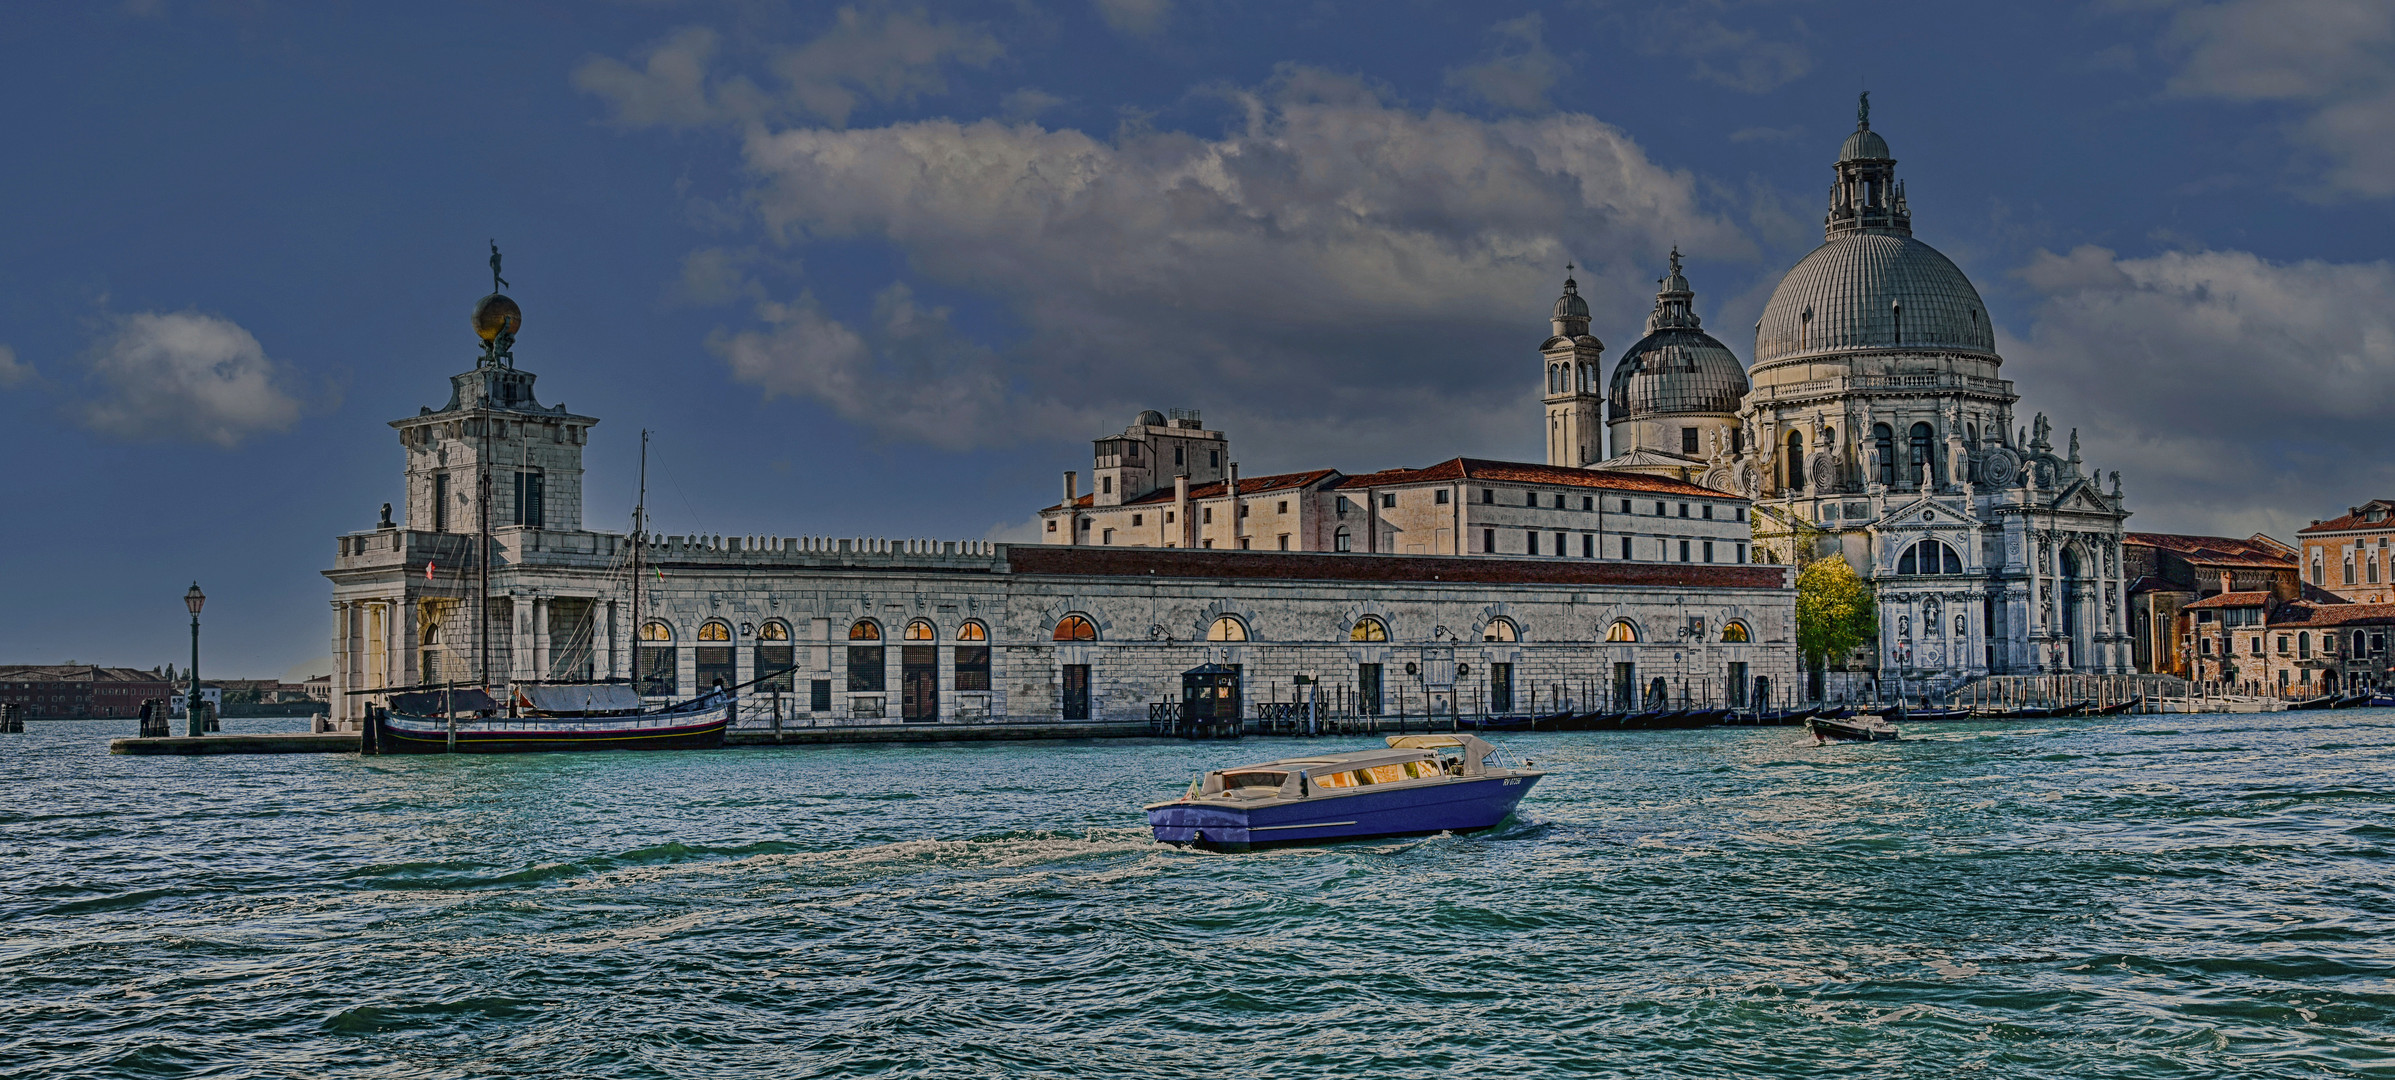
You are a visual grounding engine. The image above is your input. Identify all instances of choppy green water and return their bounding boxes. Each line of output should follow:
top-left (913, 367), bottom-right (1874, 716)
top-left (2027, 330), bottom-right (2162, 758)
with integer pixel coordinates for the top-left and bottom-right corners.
top-left (3, 712), bottom-right (2392, 1078)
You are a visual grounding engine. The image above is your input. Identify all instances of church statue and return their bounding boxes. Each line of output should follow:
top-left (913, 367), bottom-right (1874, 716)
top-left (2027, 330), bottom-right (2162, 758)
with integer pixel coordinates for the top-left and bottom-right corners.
top-left (2110, 470), bottom-right (2122, 497)
top-left (489, 240), bottom-right (509, 293)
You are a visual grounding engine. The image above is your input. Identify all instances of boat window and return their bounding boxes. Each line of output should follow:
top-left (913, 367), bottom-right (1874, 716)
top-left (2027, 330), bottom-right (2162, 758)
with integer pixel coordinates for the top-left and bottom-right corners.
top-left (1363, 763), bottom-right (1410, 785)
top-left (1220, 771), bottom-right (1286, 791)
top-left (1403, 760), bottom-right (1440, 779)
top-left (1313, 770), bottom-right (1358, 789)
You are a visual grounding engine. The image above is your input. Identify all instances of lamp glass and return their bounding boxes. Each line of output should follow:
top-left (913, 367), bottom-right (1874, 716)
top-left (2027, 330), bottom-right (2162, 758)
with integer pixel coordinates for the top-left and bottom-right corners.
top-left (185, 583), bottom-right (206, 616)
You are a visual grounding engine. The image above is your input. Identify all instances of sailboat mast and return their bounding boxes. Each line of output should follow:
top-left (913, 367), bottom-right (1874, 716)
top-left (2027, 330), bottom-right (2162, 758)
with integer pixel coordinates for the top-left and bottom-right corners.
top-left (630, 430), bottom-right (648, 683)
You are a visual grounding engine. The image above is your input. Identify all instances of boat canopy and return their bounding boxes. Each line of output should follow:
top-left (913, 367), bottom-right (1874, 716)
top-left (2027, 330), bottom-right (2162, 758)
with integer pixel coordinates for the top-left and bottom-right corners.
top-left (1386, 734), bottom-right (1495, 775)
top-left (517, 683), bottom-right (645, 715)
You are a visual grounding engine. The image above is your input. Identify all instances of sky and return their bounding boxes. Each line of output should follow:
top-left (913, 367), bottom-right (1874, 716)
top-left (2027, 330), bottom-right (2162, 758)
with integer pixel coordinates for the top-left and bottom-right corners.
top-left (5, 0), bottom-right (2394, 679)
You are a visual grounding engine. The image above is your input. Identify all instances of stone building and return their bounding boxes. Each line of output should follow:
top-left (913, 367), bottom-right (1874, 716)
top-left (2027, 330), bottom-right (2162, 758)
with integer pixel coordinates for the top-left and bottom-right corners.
top-left (327, 298), bottom-right (1798, 726)
top-left (1039, 417), bottom-right (1755, 563)
top-left (0, 665), bottom-right (177, 718)
top-left (1597, 97), bottom-right (2134, 686)
top-left (2296, 500), bottom-right (2395, 602)
top-left (2122, 532), bottom-right (2299, 675)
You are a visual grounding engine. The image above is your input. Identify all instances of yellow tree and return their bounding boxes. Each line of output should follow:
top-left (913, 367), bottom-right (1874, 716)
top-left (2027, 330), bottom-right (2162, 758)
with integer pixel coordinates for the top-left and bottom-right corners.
top-left (1796, 555), bottom-right (1878, 670)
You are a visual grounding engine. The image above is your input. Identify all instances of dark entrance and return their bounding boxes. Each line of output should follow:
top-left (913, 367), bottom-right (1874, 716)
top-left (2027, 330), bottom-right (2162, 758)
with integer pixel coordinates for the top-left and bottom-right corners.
top-left (1358, 664), bottom-right (1383, 716)
top-left (901, 645), bottom-right (938, 722)
top-left (1062, 664), bottom-right (1091, 720)
top-left (1180, 663), bottom-right (1241, 726)
top-left (1490, 662), bottom-right (1513, 713)
top-left (1612, 662), bottom-right (1634, 710)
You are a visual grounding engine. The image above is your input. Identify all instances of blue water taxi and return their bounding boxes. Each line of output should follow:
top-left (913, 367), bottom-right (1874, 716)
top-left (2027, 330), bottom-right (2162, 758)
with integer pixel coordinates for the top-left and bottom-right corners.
top-left (1145, 734), bottom-right (1543, 851)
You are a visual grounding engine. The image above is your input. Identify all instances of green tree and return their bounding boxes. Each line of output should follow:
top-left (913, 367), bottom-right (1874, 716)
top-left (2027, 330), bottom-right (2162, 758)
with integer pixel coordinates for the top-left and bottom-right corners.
top-left (1796, 555), bottom-right (1879, 669)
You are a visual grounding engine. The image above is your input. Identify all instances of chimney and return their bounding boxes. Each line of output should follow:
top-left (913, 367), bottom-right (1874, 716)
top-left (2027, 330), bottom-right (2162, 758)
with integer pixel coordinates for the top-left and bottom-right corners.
top-left (1174, 475), bottom-right (1190, 548)
top-left (2219, 570), bottom-right (2232, 597)
top-left (1063, 471), bottom-right (1078, 502)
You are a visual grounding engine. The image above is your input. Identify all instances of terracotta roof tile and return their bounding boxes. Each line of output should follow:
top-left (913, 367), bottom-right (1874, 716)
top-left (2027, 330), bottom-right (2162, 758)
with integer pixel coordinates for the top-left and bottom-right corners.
top-left (2269, 601), bottom-right (2395, 628)
top-left (1007, 545), bottom-right (1790, 590)
top-left (1335, 458), bottom-right (1732, 498)
top-left (2297, 502), bottom-right (2395, 534)
top-left (2183, 591), bottom-right (2272, 610)
top-left (2124, 531), bottom-right (2295, 568)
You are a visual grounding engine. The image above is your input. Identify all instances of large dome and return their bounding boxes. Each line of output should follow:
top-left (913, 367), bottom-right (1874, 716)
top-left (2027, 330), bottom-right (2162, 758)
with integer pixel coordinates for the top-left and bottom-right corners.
top-left (1752, 233), bottom-right (1995, 367)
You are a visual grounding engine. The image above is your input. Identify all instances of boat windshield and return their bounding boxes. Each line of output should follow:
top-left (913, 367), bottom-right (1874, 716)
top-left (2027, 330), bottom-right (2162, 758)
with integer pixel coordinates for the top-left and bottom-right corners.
top-left (1219, 771), bottom-right (1288, 792)
top-left (1309, 759), bottom-right (1443, 789)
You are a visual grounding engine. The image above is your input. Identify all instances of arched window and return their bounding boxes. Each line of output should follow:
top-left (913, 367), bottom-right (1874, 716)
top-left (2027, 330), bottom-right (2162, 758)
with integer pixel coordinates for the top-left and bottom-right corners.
top-left (1606, 620), bottom-right (1639, 643)
top-left (957, 621), bottom-right (987, 641)
top-left (755, 621), bottom-right (794, 693)
top-left (1896, 539), bottom-right (1963, 575)
top-left (1720, 621), bottom-right (1750, 643)
top-left (1909, 422), bottom-right (1934, 487)
top-left (903, 619), bottom-right (935, 641)
top-left (956, 622), bottom-right (991, 690)
top-left (636, 620), bottom-right (674, 696)
top-left (1206, 616), bottom-right (1248, 642)
top-left (1482, 618), bottom-right (1517, 643)
top-left (698, 621), bottom-right (731, 642)
top-left (1053, 614), bottom-right (1098, 642)
top-left (1891, 300), bottom-right (1903, 345)
top-left (2357, 630), bottom-right (2369, 656)
top-left (1334, 526), bottom-right (1352, 552)
top-left (639, 621), bottom-right (673, 642)
top-left (1350, 616), bottom-right (1388, 642)
top-left (2298, 632), bottom-right (2311, 659)
top-left (849, 620), bottom-right (881, 641)
top-left (1785, 431), bottom-right (1805, 492)
top-left (1873, 423), bottom-right (1895, 486)
top-left (847, 620), bottom-right (884, 694)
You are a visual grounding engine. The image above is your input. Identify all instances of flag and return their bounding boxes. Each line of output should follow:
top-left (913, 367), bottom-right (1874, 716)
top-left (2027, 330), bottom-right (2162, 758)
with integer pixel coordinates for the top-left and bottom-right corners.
top-left (425, 561), bottom-right (435, 581)
top-left (655, 566), bottom-right (665, 582)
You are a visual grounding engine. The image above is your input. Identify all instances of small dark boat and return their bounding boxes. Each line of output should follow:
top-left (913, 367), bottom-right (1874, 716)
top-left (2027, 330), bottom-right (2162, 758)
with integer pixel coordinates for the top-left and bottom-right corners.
top-left (2334, 692), bottom-right (2375, 708)
top-left (1466, 714), bottom-right (1536, 732)
top-left (1676, 708), bottom-right (1730, 728)
top-left (1146, 734), bottom-right (1543, 850)
top-left (1813, 707), bottom-right (1856, 721)
top-left (366, 684), bottom-right (732, 755)
top-left (1889, 707), bottom-right (1975, 721)
top-left (1530, 710), bottom-right (1580, 731)
top-left (2288, 695), bottom-right (2339, 711)
top-left (2089, 699), bottom-right (2141, 716)
top-left (2371, 694), bottom-right (2395, 708)
top-left (1810, 714), bottom-right (1898, 742)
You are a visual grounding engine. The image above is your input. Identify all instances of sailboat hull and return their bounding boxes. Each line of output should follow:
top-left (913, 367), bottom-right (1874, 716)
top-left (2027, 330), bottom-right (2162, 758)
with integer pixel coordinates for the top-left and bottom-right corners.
top-left (368, 702), bottom-right (729, 754)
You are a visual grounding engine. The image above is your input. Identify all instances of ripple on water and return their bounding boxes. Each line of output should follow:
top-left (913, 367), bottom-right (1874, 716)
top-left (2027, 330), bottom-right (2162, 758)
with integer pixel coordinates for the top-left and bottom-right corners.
top-left (2, 715), bottom-right (2393, 1077)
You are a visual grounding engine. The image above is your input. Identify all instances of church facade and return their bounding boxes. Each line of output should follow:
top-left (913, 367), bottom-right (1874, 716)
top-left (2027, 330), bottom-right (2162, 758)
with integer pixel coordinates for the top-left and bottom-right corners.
top-left (1590, 99), bottom-right (2134, 683)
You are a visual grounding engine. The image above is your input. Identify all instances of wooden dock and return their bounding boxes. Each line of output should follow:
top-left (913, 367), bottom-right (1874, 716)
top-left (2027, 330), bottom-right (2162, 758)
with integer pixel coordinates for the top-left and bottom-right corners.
top-left (107, 722), bottom-right (1152, 755)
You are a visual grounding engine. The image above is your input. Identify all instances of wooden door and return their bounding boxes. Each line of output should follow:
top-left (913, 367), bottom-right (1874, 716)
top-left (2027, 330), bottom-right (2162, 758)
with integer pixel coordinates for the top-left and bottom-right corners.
top-left (901, 645), bottom-right (938, 722)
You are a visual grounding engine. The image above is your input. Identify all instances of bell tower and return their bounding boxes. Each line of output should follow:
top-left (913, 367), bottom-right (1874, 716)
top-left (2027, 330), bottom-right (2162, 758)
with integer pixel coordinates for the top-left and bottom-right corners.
top-left (1541, 268), bottom-right (1606, 467)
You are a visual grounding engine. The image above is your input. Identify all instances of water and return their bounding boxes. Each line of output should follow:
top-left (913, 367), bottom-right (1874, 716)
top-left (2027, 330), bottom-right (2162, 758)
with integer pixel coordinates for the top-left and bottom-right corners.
top-left (4, 712), bottom-right (2392, 1078)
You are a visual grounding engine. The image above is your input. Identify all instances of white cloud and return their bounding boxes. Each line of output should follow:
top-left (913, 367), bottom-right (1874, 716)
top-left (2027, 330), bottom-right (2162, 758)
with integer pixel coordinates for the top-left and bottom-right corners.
top-left (2007, 245), bottom-right (2395, 537)
top-left (574, 7), bottom-right (1001, 130)
top-left (2159, 0), bottom-right (2395, 197)
top-left (722, 67), bottom-right (1749, 466)
top-left (79, 310), bottom-right (302, 447)
top-left (1091, 0), bottom-right (1170, 38)
top-left (0, 345), bottom-right (31, 387)
top-left (1443, 14), bottom-right (1565, 112)
top-left (999, 87), bottom-right (1067, 121)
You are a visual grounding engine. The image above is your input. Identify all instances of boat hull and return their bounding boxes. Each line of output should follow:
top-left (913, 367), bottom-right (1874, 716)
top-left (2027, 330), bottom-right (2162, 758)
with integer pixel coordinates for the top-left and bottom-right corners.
top-left (369, 703), bottom-right (729, 754)
top-left (1147, 773), bottom-right (1540, 851)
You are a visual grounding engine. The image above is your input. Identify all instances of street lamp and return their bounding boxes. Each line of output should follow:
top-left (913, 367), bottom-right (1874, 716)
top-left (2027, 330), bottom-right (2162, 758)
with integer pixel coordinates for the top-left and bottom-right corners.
top-left (184, 582), bottom-right (206, 736)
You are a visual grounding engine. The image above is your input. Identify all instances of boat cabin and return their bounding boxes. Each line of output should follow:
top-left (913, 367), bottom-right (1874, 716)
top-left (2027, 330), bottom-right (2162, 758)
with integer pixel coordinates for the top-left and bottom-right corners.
top-left (1192, 735), bottom-right (1498, 801)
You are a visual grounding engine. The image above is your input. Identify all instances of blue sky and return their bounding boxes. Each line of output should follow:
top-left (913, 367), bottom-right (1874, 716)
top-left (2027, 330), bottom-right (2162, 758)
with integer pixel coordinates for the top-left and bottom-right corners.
top-left (6, 0), bottom-right (2393, 678)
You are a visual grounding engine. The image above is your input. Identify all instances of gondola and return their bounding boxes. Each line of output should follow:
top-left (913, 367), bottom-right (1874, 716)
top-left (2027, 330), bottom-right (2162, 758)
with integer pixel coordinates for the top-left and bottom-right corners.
top-left (366, 685), bottom-right (732, 755)
top-left (2089, 698), bottom-right (2141, 716)
top-left (2287, 695), bottom-right (2339, 710)
top-left (1810, 714), bottom-right (1898, 742)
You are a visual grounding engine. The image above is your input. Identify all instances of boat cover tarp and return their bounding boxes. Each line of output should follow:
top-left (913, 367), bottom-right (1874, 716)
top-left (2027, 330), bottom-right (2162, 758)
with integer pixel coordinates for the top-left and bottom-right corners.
top-left (388, 688), bottom-right (500, 714)
top-left (518, 683), bottom-right (645, 715)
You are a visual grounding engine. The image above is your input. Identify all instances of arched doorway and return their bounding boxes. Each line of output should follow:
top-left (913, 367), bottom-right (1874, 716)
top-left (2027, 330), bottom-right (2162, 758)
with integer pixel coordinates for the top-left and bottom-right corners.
top-left (2059, 547), bottom-right (2083, 670)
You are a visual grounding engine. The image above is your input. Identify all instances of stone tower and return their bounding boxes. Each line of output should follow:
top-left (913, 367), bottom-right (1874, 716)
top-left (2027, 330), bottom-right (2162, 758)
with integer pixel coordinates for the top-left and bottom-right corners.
top-left (1595, 250), bottom-right (1750, 483)
top-left (1539, 272), bottom-right (1606, 468)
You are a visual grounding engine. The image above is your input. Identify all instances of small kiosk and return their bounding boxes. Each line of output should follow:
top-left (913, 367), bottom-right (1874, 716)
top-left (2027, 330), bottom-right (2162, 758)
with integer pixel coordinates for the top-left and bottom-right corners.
top-left (1178, 663), bottom-right (1243, 738)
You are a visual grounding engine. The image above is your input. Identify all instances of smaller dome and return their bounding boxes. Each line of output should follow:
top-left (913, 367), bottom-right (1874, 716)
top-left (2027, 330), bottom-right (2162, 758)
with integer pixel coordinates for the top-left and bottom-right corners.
top-left (1838, 126), bottom-right (1890, 163)
top-left (1135, 409), bottom-right (1166, 427)
top-left (1553, 276), bottom-right (1590, 320)
top-left (472, 293), bottom-right (522, 343)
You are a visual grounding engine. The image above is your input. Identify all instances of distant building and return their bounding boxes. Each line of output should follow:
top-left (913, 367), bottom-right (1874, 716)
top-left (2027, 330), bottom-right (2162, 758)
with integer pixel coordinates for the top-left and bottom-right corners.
top-left (2122, 532), bottom-right (2299, 675)
top-left (2296, 500), bottom-right (2395, 602)
top-left (0, 665), bottom-right (176, 718)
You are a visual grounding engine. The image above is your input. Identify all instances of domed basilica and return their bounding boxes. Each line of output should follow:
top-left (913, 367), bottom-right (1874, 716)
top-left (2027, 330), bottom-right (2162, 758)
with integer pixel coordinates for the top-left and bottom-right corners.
top-left (1563, 97), bottom-right (2133, 683)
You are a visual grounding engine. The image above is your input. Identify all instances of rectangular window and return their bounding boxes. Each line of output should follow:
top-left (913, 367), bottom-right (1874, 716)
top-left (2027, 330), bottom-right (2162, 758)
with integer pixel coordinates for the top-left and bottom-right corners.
top-left (755, 645), bottom-right (795, 693)
top-left (1702, 504), bottom-right (1713, 520)
top-left (514, 471), bottom-right (544, 528)
top-left (1239, 538), bottom-right (1251, 549)
top-left (1277, 501), bottom-right (1288, 513)
top-left (1620, 499), bottom-right (1632, 513)
top-left (1131, 514), bottom-right (1143, 526)
top-left (848, 645), bottom-right (886, 692)
top-left (1203, 508), bottom-right (1214, 524)
top-left (1435, 489), bottom-right (1450, 505)
top-left (1679, 539), bottom-right (1691, 562)
top-left (1526, 530), bottom-right (1539, 556)
top-left (1483, 489), bottom-right (1495, 504)
top-left (433, 472), bottom-right (450, 532)
top-left (1526, 491), bottom-right (1538, 507)
top-left (955, 646), bottom-right (991, 691)
top-left (1381, 493), bottom-right (1396, 509)
top-left (1483, 528), bottom-right (1496, 553)
top-left (1101, 476), bottom-right (1113, 494)
top-left (1490, 663), bottom-right (1513, 713)
top-left (1681, 427), bottom-right (1699, 454)
top-left (1621, 535), bottom-right (1632, 559)
top-left (1101, 529), bottom-right (1114, 544)
top-left (2278, 635), bottom-right (2291, 656)
top-left (1174, 446), bottom-right (1184, 465)
top-left (1582, 534), bottom-right (1594, 558)
top-left (2252, 637), bottom-right (2264, 656)
top-left (1678, 502), bottom-right (1690, 517)
top-left (1209, 450), bottom-right (1220, 468)
top-left (695, 646), bottom-right (735, 692)
top-left (1062, 664), bottom-right (1091, 720)
top-left (1277, 534), bottom-right (1290, 550)
top-left (1703, 540), bottom-right (1715, 563)
top-left (636, 646), bottom-right (674, 697)
top-left (1240, 503), bottom-right (1250, 517)
top-left (1556, 531), bottom-right (1567, 556)
top-left (1046, 520), bottom-right (1057, 532)
top-left (1736, 542), bottom-right (1747, 563)
top-left (1165, 512), bottom-right (1174, 523)
top-left (1736, 507), bottom-right (1746, 522)
top-left (1582, 496), bottom-right (1593, 511)
top-left (2200, 638), bottom-right (2212, 655)
top-left (1655, 501), bottom-right (1666, 515)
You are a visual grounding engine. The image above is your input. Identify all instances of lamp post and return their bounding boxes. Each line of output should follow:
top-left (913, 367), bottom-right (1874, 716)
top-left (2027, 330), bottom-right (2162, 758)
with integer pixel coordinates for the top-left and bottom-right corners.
top-left (185, 582), bottom-right (206, 736)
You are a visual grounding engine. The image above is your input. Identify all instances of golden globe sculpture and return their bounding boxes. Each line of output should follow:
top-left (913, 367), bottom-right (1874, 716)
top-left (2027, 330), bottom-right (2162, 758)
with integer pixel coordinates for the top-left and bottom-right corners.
top-left (472, 293), bottom-right (522, 342)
